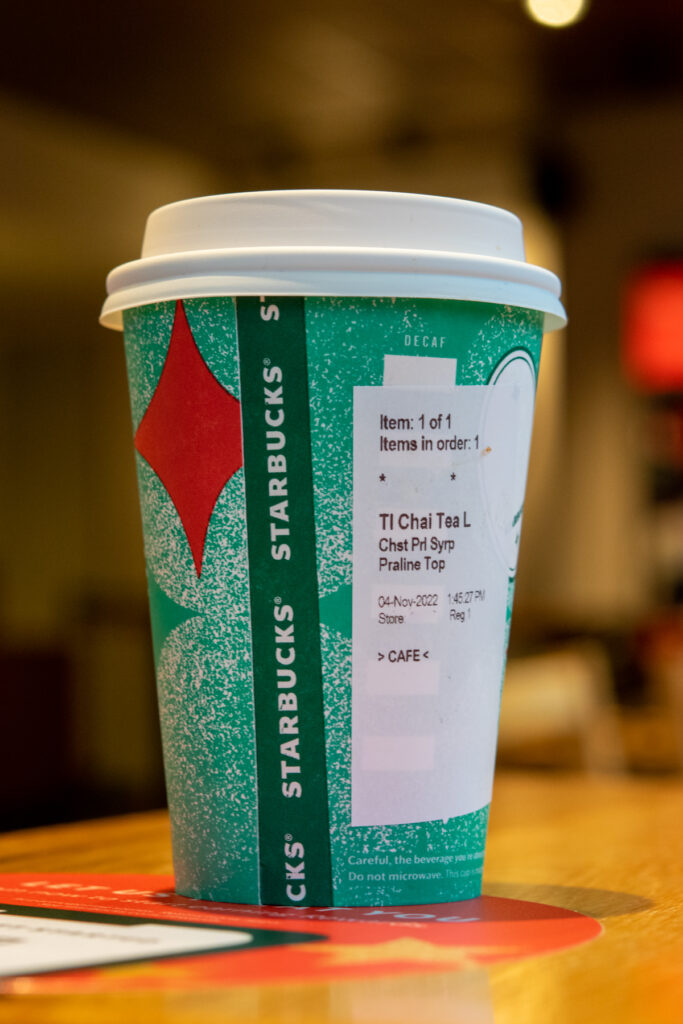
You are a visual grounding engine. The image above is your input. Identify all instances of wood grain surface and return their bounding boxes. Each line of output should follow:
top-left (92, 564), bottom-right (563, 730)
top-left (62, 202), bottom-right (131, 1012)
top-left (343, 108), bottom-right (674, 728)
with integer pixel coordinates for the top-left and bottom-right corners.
top-left (0, 770), bottom-right (680, 1024)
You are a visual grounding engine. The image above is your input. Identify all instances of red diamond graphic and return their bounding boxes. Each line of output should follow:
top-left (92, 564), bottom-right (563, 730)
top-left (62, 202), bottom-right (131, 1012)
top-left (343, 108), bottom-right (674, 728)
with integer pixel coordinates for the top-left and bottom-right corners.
top-left (135, 300), bottom-right (243, 577)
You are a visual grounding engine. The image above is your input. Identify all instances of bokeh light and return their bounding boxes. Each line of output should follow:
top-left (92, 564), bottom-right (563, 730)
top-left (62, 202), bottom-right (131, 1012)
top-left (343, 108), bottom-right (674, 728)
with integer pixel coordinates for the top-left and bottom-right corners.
top-left (524, 0), bottom-right (590, 29)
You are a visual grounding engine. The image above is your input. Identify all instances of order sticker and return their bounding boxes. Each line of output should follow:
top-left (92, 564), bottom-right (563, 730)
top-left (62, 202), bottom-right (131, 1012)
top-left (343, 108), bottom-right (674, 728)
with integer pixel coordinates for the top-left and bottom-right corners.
top-left (351, 379), bottom-right (534, 827)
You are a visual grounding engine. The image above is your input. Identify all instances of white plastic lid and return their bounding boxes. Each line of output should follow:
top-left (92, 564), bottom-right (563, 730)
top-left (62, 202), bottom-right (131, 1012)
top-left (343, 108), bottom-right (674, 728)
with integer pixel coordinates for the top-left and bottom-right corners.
top-left (100, 190), bottom-right (567, 331)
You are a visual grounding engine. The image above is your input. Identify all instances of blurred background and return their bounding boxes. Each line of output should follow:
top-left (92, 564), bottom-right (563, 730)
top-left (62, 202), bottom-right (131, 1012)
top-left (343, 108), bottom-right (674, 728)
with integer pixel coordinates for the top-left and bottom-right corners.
top-left (1, 0), bottom-right (681, 830)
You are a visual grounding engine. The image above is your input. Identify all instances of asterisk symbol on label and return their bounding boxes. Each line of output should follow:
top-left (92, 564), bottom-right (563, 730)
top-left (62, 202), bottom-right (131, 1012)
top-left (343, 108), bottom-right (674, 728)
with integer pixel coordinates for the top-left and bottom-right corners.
top-left (450, 472), bottom-right (457, 480)
top-left (379, 473), bottom-right (386, 482)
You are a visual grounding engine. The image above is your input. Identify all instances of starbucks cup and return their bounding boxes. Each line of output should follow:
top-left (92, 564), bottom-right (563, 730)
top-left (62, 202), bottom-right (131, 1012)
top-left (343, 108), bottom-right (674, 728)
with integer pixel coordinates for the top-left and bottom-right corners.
top-left (101, 190), bottom-right (566, 906)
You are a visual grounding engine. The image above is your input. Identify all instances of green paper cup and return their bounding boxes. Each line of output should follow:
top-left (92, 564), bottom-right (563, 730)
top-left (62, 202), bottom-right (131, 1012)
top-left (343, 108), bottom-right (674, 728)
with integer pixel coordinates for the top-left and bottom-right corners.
top-left (101, 190), bottom-right (566, 906)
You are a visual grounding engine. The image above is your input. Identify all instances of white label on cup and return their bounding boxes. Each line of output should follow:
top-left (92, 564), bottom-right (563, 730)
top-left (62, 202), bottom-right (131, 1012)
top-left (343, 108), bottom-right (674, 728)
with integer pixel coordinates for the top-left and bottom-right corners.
top-left (383, 354), bottom-right (457, 386)
top-left (351, 369), bottom-right (535, 827)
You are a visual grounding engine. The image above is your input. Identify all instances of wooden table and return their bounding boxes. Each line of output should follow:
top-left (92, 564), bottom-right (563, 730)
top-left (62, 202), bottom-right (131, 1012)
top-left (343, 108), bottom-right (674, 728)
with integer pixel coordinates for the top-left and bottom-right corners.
top-left (0, 770), bottom-right (680, 1023)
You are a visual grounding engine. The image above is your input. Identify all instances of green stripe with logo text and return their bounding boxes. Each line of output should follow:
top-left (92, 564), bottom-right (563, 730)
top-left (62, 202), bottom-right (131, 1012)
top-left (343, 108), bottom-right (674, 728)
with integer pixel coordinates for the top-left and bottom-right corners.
top-left (236, 296), bottom-right (332, 907)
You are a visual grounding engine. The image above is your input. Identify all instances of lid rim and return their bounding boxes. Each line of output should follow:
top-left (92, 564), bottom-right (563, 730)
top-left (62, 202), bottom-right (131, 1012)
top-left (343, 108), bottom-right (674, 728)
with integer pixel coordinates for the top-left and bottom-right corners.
top-left (100, 269), bottom-right (567, 332)
top-left (106, 246), bottom-right (561, 297)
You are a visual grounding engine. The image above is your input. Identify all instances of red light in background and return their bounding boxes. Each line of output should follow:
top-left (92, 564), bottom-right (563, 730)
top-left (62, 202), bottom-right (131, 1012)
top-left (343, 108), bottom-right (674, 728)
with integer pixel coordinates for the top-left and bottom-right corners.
top-left (623, 262), bottom-right (683, 392)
